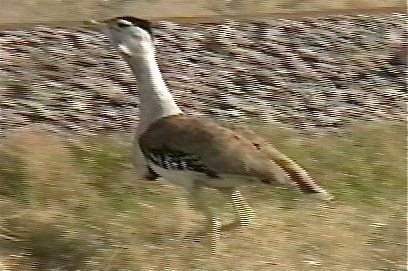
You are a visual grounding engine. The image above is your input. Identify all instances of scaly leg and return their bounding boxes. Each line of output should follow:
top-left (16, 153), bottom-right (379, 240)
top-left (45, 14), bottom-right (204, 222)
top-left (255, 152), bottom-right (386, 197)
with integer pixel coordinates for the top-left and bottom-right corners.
top-left (219, 188), bottom-right (255, 231)
top-left (188, 186), bottom-right (222, 254)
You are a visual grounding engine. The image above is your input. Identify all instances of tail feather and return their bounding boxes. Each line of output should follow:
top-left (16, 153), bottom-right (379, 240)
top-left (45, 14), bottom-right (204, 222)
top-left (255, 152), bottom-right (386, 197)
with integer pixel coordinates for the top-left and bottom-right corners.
top-left (221, 121), bottom-right (333, 201)
top-left (265, 145), bottom-right (333, 201)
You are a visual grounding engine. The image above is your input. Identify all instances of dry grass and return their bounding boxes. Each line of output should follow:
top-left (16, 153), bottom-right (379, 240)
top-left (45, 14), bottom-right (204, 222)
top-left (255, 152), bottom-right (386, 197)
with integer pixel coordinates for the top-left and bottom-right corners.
top-left (0, 120), bottom-right (406, 270)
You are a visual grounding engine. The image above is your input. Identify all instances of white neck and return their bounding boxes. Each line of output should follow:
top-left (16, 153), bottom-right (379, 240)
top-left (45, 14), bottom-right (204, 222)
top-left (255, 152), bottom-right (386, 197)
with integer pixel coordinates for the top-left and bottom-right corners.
top-left (124, 44), bottom-right (183, 135)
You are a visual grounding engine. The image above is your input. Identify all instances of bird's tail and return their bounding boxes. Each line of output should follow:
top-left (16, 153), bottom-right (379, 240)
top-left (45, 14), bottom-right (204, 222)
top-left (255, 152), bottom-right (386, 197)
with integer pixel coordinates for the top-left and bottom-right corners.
top-left (220, 121), bottom-right (333, 201)
top-left (265, 145), bottom-right (333, 201)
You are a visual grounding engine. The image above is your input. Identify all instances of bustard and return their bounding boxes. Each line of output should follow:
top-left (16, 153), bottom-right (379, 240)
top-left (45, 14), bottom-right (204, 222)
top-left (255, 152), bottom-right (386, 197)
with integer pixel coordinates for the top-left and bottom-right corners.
top-left (103, 16), bottom-right (332, 253)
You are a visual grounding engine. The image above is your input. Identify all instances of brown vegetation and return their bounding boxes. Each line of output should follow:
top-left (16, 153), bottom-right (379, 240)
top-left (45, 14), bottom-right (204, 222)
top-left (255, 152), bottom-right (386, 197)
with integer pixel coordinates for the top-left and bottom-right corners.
top-left (0, 121), bottom-right (406, 270)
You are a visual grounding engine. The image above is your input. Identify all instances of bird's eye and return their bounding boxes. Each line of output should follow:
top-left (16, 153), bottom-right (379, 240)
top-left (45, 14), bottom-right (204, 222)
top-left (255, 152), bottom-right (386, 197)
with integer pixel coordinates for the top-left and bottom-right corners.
top-left (117, 21), bottom-right (131, 28)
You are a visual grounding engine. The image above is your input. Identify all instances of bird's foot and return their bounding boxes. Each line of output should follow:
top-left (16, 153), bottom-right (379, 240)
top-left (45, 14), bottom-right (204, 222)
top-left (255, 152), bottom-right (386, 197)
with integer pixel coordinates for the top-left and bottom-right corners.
top-left (220, 220), bottom-right (241, 232)
top-left (220, 217), bottom-right (253, 232)
top-left (182, 218), bottom-right (222, 254)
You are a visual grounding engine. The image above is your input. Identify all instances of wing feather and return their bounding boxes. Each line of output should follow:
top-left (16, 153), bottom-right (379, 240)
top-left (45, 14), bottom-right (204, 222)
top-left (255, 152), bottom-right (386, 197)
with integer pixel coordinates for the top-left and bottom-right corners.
top-left (139, 115), bottom-right (290, 183)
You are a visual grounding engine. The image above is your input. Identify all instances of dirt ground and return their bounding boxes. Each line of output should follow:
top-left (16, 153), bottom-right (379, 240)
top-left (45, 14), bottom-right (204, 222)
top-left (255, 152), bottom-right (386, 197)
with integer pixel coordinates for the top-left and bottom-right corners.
top-left (0, 0), bottom-right (405, 28)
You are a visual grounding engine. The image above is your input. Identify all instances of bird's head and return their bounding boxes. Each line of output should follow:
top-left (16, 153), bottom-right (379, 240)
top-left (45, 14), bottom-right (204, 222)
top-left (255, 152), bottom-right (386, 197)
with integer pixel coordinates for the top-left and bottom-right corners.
top-left (104, 17), bottom-right (154, 57)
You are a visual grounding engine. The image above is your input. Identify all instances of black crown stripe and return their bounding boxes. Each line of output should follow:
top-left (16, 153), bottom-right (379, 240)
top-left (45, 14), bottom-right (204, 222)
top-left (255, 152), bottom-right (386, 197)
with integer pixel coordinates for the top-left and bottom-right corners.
top-left (116, 16), bottom-right (153, 36)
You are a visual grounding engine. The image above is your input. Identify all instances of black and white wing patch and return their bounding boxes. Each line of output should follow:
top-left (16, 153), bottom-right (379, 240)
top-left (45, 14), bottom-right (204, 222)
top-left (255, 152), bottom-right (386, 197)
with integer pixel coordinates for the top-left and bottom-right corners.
top-left (142, 148), bottom-right (219, 178)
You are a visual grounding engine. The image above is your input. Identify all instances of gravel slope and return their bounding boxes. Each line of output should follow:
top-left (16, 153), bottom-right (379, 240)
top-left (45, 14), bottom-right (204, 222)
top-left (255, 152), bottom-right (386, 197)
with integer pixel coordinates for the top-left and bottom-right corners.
top-left (0, 13), bottom-right (406, 137)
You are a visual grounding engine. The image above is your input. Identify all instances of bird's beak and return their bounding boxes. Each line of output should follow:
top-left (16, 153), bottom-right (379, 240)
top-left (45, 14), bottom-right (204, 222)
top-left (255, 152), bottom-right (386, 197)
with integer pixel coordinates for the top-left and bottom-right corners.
top-left (82, 19), bottom-right (106, 31)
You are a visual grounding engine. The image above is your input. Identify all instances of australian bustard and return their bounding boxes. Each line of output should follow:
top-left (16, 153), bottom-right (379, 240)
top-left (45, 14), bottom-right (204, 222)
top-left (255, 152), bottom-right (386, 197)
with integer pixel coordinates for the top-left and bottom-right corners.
top-left (102, 16), bottom-right (332, 253)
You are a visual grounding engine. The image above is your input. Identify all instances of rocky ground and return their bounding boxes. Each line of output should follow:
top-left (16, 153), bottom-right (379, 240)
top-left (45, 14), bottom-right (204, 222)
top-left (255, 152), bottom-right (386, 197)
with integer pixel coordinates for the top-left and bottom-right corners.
top-left (0, 13), bottom-right (406, 137)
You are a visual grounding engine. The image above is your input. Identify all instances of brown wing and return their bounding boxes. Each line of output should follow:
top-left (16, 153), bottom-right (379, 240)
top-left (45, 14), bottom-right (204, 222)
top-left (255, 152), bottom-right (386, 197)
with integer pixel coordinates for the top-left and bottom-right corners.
top-left (138, 115), bottom-right (290, 183)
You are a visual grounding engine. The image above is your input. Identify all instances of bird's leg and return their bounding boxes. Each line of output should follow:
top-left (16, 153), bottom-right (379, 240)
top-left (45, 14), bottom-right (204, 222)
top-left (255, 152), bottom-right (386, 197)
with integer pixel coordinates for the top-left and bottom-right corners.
top-left (219, 188), bottom-right (255, 231)
top-left (173, 195), bottom-right (191, 239)
top-left (188, 186), bottom-right (222, 254)
top-left (232, 189), bottom-right (255, 225)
